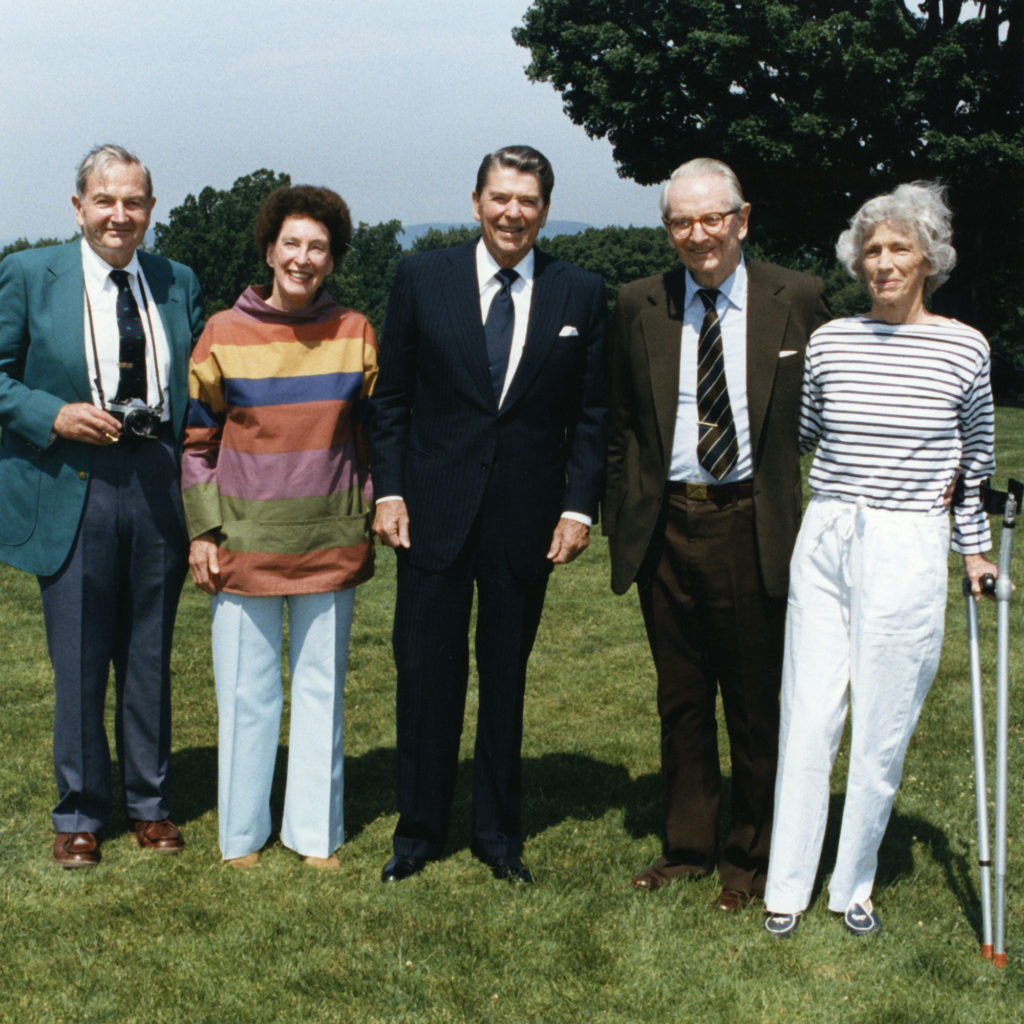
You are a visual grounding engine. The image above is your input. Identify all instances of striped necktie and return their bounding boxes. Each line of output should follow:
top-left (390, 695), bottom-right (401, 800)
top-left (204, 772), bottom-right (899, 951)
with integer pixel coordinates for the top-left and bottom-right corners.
top-left (696, 288), bottom-right (738, 479)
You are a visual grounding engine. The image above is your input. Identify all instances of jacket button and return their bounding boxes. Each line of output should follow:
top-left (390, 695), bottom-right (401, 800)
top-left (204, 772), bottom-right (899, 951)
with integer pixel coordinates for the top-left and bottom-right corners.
top-left (78, 471), bottom-right (87, 480)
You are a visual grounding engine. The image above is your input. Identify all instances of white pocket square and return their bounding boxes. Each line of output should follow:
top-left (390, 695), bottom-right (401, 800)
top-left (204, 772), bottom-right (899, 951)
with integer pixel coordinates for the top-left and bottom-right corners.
top-left (559, 325), bottom-right (579, 337)
top-left (779, 349), bottom-right (799, 357)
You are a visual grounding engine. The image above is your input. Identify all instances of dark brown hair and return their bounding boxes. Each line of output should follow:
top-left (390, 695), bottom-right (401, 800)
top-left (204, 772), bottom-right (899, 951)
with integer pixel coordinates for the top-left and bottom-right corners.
top-left (253, 185), bottom-right (353, 262)
top-left (475, 145), bottom-right (554, 206)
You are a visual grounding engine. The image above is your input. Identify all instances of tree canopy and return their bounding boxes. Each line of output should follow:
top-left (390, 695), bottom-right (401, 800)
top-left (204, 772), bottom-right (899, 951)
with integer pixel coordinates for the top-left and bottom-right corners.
top-left (154, 169), bottom-right (291, 317)
top-left (0, 236), bottom-right (75, 262)
top-left (149, 178), bottom-right (684, 333)
top-left (513, 0), bottom-right (1024, 356)
top-left (326, 220), bottom-right (405, 330)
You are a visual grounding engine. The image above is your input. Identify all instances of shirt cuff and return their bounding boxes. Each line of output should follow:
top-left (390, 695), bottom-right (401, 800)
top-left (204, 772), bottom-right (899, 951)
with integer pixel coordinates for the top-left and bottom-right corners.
top-left (560, 511), bottom-right (592, 528)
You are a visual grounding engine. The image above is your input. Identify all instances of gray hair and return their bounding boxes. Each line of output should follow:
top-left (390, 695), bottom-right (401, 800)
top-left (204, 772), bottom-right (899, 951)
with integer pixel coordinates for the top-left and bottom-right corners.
top-left (836, 181), bottom-right (956, 296)
top-left (659, 158), bottom-right (745, 218)
top-left (75, 144), bottom-right (152, 199)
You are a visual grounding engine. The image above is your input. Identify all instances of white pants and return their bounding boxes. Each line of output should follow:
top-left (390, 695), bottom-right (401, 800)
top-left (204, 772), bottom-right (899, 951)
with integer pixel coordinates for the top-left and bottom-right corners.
top-left (764, 497), bottom-right (949, 914)
top-left (211, 589), bottom-right (354, 860)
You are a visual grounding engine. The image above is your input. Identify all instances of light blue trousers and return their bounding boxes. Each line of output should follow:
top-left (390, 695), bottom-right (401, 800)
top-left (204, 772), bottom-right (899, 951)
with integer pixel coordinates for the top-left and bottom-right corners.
top-left (211, 589), bottom-right (354, 860)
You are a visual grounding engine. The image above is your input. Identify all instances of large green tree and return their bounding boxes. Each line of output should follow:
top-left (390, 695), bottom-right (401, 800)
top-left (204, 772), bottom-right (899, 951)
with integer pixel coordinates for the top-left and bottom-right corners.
top-left (327, 220), bottom-right (405, 331)
top-left (514, 0), bottom-right (1024, 357)
top-left (542, 225), bottom-right (677, 307)
top-left (154, 172), bottom-right (406, 332)
top-left (154, 169), bottom-right (291, 317)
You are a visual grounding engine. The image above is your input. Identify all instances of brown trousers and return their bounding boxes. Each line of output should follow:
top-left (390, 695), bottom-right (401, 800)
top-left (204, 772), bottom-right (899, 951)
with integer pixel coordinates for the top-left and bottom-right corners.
top-left (638, 490), bottom-right (785, 896)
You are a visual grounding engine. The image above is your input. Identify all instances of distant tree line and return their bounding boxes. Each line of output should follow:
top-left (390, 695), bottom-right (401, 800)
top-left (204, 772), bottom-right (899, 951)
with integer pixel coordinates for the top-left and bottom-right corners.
top-left (2, 161), bottom-right (1016, 394)
top-left (145, 168), bottom-right (875, 332)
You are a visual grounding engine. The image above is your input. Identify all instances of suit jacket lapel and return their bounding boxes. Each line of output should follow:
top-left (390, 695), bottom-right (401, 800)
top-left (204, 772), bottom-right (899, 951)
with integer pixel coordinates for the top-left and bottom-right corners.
top-left (439, 240), bottom-right (495, 408)
top-left (745, 260), bottom-right (789, 462)
top-left (44, 243), bottom-right (91, 402)
top-left (501, 248), bottom-right (565, 414)
top-left (646, 268), bottom-right (685, 465)
top-left (139, 250), bottom-right (190, 427)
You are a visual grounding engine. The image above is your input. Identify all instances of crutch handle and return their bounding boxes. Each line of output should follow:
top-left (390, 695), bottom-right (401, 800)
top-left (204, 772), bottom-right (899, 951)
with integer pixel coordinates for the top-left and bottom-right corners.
top-left (981, 573), bottom-right (997, 595)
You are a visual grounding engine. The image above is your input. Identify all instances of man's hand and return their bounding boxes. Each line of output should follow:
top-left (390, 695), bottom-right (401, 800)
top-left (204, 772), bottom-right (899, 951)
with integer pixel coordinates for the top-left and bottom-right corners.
top-left (963, 552), bottom-right (1007, 600)
top-left (546, 517), bottom-right (590, 564)
top-left (52, 403), bottom-right (121, 446)
top-left (189, 534), bottom-right (221, 594)
top-left (373, 498), bottom-right (411, 549)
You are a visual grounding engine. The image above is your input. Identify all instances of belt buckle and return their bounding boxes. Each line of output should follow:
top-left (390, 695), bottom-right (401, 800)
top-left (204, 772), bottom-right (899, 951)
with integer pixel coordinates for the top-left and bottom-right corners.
top-left (687, 483), bottom-right (709, 501)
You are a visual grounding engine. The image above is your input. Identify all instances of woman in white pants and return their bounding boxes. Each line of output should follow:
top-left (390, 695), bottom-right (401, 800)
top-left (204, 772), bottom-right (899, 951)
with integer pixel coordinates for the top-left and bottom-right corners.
top-left (763, 182), bottom-right (999, 937)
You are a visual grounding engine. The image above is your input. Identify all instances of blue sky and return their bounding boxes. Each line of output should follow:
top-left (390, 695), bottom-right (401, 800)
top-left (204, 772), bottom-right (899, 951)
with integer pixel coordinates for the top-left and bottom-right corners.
top-left (1, 1), bottom-right (662, 243)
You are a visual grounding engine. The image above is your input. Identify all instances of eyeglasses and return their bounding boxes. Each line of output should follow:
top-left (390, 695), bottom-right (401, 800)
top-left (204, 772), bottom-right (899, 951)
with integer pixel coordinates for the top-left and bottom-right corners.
top-left (664, 208), bottom-right (741, 238)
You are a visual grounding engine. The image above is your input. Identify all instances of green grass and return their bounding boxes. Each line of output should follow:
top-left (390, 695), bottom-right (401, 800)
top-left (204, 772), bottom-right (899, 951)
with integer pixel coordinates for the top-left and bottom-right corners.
top-left (1, 410), bottom-right (1023, 1023)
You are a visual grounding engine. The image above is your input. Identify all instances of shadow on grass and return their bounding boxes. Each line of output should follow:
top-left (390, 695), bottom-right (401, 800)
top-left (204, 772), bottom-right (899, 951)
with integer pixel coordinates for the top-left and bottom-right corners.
top-left (229, 745), bottom-right (665, 852)
top-left (162, 743), bottom-right (984, 939)
top-left (808, 792), bottom-right (980, 937)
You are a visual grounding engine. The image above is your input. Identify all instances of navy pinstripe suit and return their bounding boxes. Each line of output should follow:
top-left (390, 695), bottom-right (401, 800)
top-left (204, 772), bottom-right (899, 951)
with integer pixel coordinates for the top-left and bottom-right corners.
top-left (370, 239), bottom-right (606, 859)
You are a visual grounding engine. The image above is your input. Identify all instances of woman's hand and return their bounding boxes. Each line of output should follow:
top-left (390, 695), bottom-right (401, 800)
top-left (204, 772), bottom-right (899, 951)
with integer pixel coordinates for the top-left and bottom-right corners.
top-left (189, 533), bottom-right (222, 594)
top-left (963, 552), bottom-right (1002, 600)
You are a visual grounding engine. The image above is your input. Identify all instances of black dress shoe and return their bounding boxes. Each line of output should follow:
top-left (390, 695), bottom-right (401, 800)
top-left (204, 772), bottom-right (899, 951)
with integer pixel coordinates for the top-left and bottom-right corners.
top-left (710, 888), bottom-right (753, 912)
top-left (478, 853), bottom-right (533, 883)
top-left (381, 854), bottom-right (428, 882)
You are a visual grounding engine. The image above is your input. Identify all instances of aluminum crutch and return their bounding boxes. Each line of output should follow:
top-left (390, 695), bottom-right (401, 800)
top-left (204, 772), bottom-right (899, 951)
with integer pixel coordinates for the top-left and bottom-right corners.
top-left (964, 569), bottom-right (993, 960)
top-left (965, 477), bottom-right (1020, 968)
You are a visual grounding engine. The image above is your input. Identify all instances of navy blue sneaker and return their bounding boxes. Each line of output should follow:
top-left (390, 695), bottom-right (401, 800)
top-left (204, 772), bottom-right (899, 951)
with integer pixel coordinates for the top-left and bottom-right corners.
top-left (764, 911), bottom-right (801, 937)
top-left (843, 900), bottom-right (882, 935)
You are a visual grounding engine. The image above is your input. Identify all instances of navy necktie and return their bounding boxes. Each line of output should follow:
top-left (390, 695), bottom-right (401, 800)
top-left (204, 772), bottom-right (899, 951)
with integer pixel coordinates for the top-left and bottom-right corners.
top-left (484, 267), bottom-right (518, 400)
top-left (696, 288), bottom-right (738, 479)
top-left (109, 269), bottom-right (147, 402)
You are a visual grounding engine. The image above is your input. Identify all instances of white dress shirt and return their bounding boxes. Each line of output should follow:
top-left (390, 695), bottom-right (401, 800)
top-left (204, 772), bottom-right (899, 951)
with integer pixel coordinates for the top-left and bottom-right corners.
top-left (475, 240), bottom-right (534, 407)
top-left (669, 255), bottom-right (753, 483)
top-left (80, 238), bottom-right (172, 420)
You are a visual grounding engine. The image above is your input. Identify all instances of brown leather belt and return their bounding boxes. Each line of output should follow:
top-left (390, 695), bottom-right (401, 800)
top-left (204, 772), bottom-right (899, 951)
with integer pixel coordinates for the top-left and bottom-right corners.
top-left (667, 479), bottom-right (754, 503)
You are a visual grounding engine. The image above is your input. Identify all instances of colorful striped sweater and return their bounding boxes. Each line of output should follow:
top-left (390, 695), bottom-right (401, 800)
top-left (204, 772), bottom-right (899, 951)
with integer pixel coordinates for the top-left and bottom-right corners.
top-left (182, 286), bottom-right (377, 595)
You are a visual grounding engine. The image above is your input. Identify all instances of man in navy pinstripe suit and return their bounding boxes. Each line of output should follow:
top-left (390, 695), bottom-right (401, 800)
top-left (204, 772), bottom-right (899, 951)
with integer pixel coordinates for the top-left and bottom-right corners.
top-left (369, 145), bottom-right (607, 883)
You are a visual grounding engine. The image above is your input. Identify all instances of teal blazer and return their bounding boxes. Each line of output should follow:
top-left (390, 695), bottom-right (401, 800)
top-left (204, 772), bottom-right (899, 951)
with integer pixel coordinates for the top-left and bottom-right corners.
top-left (0, 241), bottom-right (203, 575)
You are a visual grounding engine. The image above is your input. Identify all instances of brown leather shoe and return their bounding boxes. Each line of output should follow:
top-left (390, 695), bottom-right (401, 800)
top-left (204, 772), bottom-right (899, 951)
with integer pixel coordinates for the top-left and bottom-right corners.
top-left (710, 888), bottom-right (752, 912)
top-left (225, 852), bottom-right (260, 869)
top-left (132, 819), bottom-right (185, 853)
top-left (303, 854), bottom-right (341, 871)
top-left (632, 856), bottom-right (706, 890)
top-left (53, 832), bottom-right (101, 869)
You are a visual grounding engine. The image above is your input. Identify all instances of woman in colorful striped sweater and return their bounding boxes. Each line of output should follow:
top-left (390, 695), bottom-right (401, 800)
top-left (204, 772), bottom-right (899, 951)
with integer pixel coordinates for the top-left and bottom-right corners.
top-left (182, 186), bottom-right (377, 870)
top-left (763, 182), bottom-right (999, 937)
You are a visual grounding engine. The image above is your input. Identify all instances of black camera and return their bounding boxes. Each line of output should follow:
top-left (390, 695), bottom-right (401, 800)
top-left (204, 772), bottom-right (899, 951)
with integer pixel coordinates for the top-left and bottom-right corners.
top-left (109, 399), bottom-right (162, 440)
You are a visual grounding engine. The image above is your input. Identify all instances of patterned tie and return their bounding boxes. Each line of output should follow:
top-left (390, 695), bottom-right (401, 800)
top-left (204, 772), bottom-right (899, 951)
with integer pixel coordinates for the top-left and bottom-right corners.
top-left (484, 267), bottom-right (518, 400)
top-left (109, 269), bottom-right (147, 402)
top-left (696, 288), bottom-right (738, 479)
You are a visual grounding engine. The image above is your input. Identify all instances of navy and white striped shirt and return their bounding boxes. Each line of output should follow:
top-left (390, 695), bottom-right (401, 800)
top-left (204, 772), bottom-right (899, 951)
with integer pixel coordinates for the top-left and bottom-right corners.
top-left (800, 316), bottom-right (995, 554)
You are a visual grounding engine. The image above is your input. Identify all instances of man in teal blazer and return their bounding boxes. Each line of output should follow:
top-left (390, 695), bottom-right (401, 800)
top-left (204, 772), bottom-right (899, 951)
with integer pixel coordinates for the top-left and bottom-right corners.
top-left (0, 144), bottom-right (203, 867)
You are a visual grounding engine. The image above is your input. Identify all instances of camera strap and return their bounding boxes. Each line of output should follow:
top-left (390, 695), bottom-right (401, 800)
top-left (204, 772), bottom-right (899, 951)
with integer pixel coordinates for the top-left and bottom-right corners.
top-left (84, 271), bottom-right (165, 417)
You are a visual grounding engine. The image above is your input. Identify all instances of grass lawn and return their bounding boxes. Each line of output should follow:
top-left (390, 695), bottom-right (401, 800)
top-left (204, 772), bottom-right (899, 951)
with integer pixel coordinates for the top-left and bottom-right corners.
top-left (1, 409), bottom-right (1022, 1024)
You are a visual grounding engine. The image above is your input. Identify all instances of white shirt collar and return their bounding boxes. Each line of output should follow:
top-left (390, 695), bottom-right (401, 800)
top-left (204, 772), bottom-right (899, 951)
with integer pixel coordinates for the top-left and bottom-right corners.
top-left (80, 236), bottom-right (143, 289)
top-left (684, 252), bottom-right (747, 311)
top-left (475, 239), bottom-right (535, 291)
